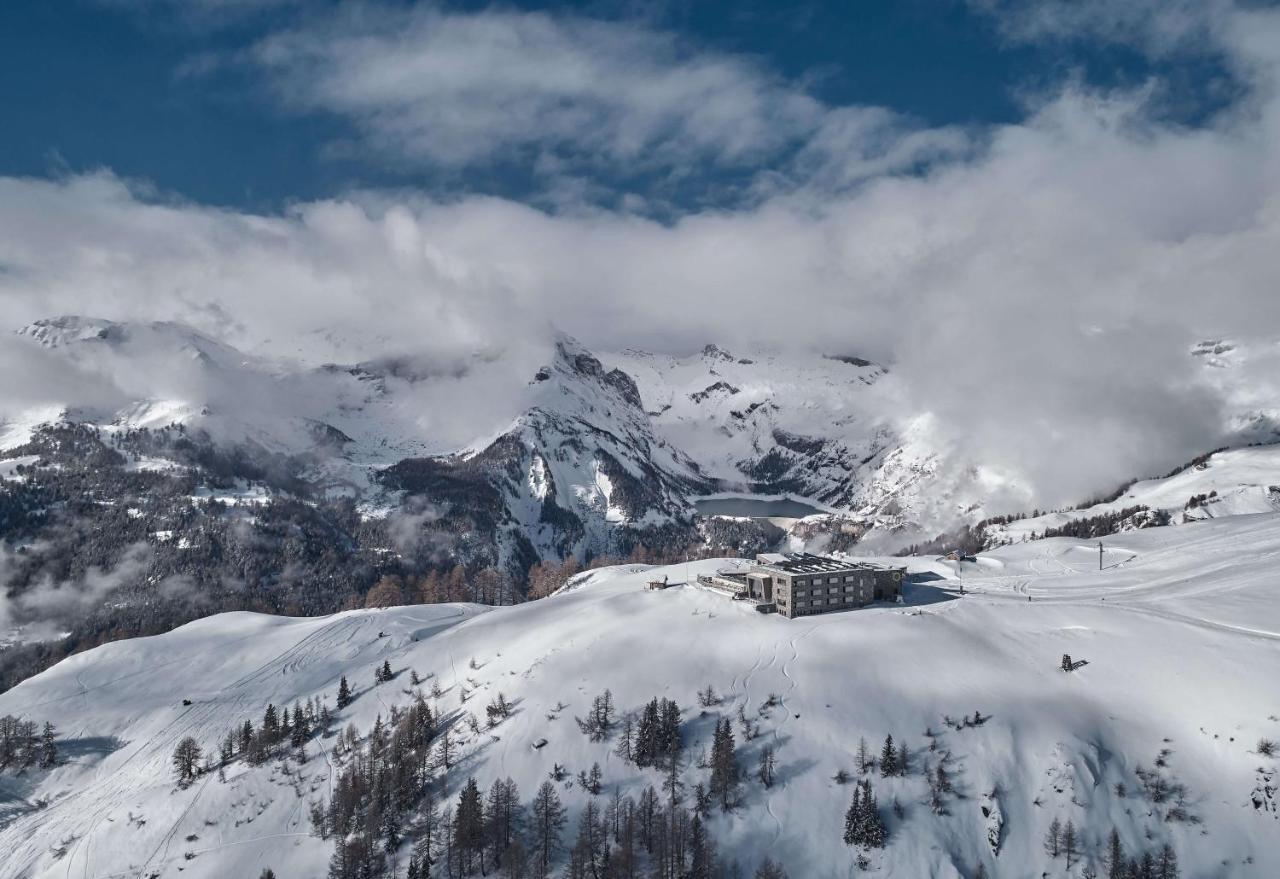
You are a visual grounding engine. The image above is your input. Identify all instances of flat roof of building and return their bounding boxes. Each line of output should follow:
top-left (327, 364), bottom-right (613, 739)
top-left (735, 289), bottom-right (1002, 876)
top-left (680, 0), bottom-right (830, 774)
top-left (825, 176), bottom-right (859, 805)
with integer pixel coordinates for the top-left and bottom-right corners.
top-left (751, 552), bottom-right (904, 576)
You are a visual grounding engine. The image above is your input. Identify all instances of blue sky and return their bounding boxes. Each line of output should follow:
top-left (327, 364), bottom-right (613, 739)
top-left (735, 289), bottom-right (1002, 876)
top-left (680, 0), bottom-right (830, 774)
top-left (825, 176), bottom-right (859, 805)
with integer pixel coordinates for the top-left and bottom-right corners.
top-left (0, 0), bottom-right (1237, 211)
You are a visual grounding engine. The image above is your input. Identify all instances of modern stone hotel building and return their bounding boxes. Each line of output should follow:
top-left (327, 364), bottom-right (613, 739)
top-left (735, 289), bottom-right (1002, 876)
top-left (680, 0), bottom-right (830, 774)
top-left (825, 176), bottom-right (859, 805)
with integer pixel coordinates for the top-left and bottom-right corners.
top-left (746, 552), bottom-right (905, 618)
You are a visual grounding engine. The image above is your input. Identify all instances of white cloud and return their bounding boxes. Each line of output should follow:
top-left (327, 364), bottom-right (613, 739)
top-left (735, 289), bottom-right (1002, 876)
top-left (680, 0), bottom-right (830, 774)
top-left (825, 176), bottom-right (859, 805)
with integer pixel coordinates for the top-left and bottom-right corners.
top-left (245, 3), bottom-right (953, 192)
top-left (0, 543), bottom-right (153, 639)
top-left (973, 0), bottom-right (1236, 57)
top-left (2, 2), bottom-right (1279, 510)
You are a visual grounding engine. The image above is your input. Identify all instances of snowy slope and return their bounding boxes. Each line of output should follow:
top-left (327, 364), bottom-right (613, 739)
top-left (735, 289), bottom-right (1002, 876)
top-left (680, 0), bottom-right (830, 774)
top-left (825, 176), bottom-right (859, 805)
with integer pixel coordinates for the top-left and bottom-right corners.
top-left (1, 515), bottom-right (1277, 878)
top-left (987, 444), bottom-right (1280, 543)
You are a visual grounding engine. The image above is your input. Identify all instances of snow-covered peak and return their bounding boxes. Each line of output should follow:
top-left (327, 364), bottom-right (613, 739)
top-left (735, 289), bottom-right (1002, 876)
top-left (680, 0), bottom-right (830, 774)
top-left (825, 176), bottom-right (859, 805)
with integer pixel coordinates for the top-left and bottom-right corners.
top-left (18, 315), bottom-right (251, 371)
top-left (17, 315), bottom-right (119, 348)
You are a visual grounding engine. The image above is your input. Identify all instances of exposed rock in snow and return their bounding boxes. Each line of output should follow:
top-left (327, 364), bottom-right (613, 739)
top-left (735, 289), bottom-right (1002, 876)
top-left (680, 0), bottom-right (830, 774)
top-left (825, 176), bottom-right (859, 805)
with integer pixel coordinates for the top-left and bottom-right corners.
top-left (981, 788), bottom-right (1004, 856)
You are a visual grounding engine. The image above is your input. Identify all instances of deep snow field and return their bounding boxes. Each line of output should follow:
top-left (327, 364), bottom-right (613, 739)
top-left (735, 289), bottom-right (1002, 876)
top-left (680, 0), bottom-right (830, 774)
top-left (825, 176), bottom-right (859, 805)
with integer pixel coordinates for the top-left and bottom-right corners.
top-left (1, 515), bottom-right (1278, 879)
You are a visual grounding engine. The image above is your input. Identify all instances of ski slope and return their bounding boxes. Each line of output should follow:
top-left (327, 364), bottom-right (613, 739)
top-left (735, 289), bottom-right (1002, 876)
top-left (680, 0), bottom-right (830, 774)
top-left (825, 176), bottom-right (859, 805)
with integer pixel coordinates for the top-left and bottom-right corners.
top-left (1, 516), bottom-right (1278, 878)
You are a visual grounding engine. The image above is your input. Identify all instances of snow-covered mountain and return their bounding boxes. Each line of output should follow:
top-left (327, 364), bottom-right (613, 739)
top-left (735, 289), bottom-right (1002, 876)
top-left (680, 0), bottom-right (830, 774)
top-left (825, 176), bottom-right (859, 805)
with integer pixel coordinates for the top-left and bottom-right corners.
top-left (607, 345), bottom-right (1035, 543)
top-left (11, 317), bottom-right (1280, 553)
top-left (376, 336), bottom-right (710, 566)
top-left (8, 316), bottom-right (1280, 687)
top-left (1, 514), bottom-right (1277, 878)
top-left (0, 317), bottom-right (996, 565)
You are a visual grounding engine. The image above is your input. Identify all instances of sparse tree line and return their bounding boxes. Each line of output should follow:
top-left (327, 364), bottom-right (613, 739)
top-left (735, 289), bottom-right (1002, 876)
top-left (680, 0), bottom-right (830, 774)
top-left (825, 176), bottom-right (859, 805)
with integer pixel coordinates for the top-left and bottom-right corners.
top-left (1128, 749), bottom-right (1198, 824)
top-left (171, 692), bottom-right (335, 787)
top-left (0, 714), bottom-right (58, 772)
top-left (161, 662), bottom-right (1214, 879)
top-left (1183, 491), bottom-right (1218, 510)
top-left (1094, 827), bottom-right (1180, 879)
top-left (1038, 506), bottom-right (1170, 541)
top-left (305, 681), bottom-right (789, 879)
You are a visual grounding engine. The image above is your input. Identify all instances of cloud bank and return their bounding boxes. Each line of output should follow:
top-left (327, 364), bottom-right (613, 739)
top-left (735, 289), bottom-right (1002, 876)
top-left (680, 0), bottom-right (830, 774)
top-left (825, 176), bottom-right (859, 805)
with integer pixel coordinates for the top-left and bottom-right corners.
top-left (2, 1), bottom-right (1279, 509)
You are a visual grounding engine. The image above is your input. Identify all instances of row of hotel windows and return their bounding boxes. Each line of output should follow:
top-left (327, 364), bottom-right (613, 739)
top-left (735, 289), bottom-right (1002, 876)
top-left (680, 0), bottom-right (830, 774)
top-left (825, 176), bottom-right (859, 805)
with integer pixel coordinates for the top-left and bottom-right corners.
top-left (788, 594), bottom-right (862, 609)
top-left (791, 584), bottom-right (869, 598)
top-left (793, 575), bottom-right (870, 587)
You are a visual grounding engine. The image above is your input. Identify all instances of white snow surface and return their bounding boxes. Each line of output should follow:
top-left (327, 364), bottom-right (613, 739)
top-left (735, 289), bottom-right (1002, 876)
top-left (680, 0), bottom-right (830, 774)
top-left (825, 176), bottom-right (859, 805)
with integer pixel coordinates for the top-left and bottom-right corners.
top-left (1, 514), bottom-right (1278, 878)
top-left (988, 444), bottom-right (1280, 543)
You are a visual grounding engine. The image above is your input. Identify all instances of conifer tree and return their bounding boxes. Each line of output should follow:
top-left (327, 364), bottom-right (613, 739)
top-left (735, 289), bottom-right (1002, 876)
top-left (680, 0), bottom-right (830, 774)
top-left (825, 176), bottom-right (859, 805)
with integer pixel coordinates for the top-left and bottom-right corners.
top-left (935, 761), bottom-right (952, 793)
top-left (843, 783), bottom-right (862, 846)
top-left (879, 735), bottom-right (897, 777)
top-left (573, 799), bottom-right (608, 878)
top-left (1155, 844), bottom-right (1179, 879)
top-left (1106, 828), bottom-right (1126, 879)
top-left (635, 699), bottom-right (660, 767)
top-left (861, 780), bottom-right (886, 848)
top-left (755, 858), bottom-right (789, 879)
top-left (172, 736), bottom-right (202, 786)
top-left (1063, 819), bottom-right (1079, 868)
top-left (843, 779), bottom-right (885, 848)
top-left (856, 736), bottom-right (872, 774)
top-left (434, 724), bottom-right (454, 772)
top-left (757, 744), bottom-right (776, 788)
top-left (263, 704), bottom-right (279, 744)
top-left (454, 777), bottom-right (485, 875)
top-left (709, 717), bottom-right (740, 810)
top-left (688, 815), bottom-right (714, 879)
top-left (484, 777), bottom-right (522, 868)
top-left (532, 779), bottom-right (567, 876)
top-left (38, 722), bottom-right (57, 768)
top-left (615, 713), bottom-right (635, 764)
top-left (1045, 816), bottom-right (1062, 858)
top-left (337, 676), bottom-right (352, 709)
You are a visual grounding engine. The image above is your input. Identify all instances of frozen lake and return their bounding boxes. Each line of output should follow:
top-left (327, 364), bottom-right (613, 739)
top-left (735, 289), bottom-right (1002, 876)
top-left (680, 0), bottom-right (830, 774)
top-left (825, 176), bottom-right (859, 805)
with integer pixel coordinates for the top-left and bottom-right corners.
top-left (693, 496), bottom-right (823, 518)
